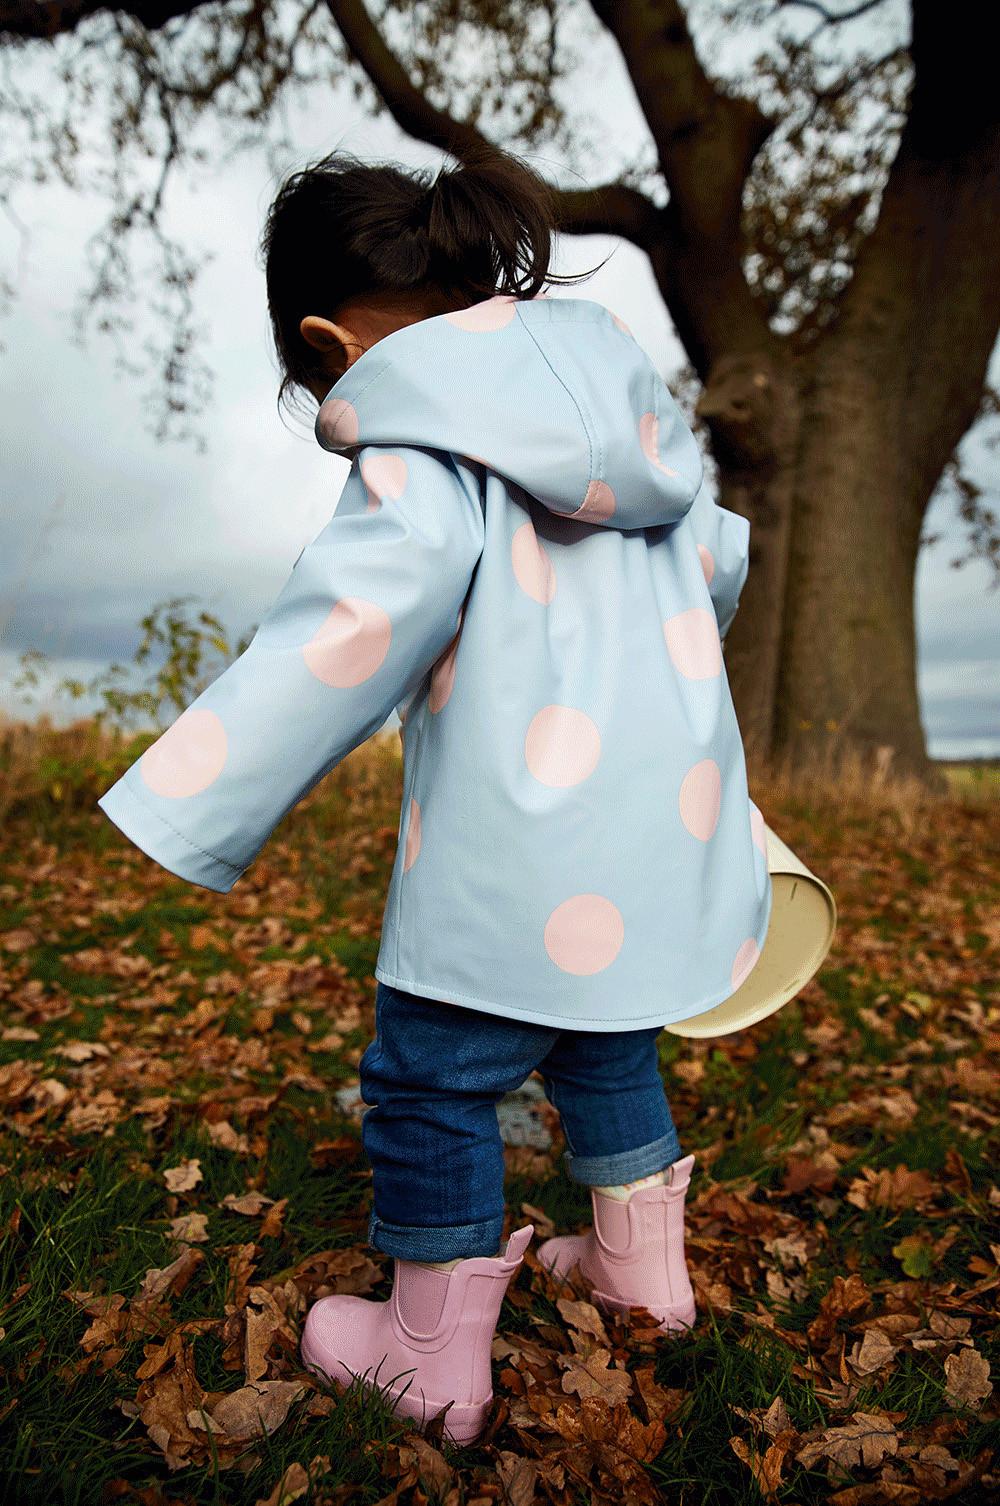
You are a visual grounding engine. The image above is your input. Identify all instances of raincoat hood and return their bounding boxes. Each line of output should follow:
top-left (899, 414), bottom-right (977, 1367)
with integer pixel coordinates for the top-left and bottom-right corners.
top-left (315, 294), bottom-right (705, 532)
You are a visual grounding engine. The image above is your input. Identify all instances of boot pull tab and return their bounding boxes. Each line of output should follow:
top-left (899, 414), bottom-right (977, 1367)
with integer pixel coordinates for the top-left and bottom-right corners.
top-left (502, 1224), bottom-right (534, 1263)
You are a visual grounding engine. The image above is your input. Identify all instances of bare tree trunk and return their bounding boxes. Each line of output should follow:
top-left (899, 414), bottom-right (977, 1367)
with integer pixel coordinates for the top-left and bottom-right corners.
top-left (776, 348), bottom-right (930, 775)
top-left (694, 353), bottom-right (800, 760)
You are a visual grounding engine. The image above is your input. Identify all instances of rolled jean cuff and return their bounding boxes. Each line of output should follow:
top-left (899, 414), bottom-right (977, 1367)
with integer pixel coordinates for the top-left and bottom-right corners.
top-left (367, 1210), bottom-right (505, 1263)
top-left (564, 1129), bottom-right (682, 1189)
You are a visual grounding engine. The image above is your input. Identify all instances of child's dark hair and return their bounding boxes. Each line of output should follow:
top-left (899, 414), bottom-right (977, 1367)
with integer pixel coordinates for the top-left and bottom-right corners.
top-left (261, 142), bottom-right (606, 410)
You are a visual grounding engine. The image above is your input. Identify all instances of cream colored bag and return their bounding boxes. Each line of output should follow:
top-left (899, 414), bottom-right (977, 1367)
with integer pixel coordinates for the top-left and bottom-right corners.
top-left (665, 825), bottom-right (837, 1038)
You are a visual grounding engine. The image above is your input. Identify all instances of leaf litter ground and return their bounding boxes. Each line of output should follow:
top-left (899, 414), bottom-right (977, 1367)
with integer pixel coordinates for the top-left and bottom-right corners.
top-left (0, 732), bottom-right (997, 1504)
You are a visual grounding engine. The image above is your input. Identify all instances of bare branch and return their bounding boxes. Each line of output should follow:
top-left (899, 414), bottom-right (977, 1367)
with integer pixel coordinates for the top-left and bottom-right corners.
top-left (552, 180), bottom-right (664, 250)
top-left (0, 0), bottom-right (214, 40)
top-left (325, 0), bottom-right (491, 159)
top-left (326, 0), bottom-right (663, 249)
top-left (588, 0), bottom-right (774, 247)
top-left (774, 0), bottom-right (886, 23)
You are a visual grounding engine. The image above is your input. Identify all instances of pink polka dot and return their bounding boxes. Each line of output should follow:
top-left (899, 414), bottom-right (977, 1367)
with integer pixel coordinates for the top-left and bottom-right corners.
top-left (750, 802), bottom-right (767, 855)
top-left (429, 606), bottom-right (464, 714)
top-left (639, 412), bottom-right (679, 477)
top-left (525, 705), bottom-right (602, 787)
top-left (678, 759), bottom-right (722, 840)
top-left (403, 797), bottom-right (421, 872)
top-left (611, 313), bottom-right (633, 337)
top-left (511, 522), bottom-right (556, 605)
top-left (465, 453), bottom-right (490, 467)
top-left (140, 708), bottom-right (228, 799)
top-left (317, 398), bottom-right (359, 448)
top-left (445, 296), bottom-right (517, 332)
top-left (544, 894), bottom-right (624, 976)
top-left (663, 608), bottom-right (723, 680)
top-left (573, 480), bottom-right (616, 522)
top-left (731, 937), bottom-right (761, 991)
top-left (302, 597), bottom-right (392, 687)
top-left (698, 544), bottom-right (715, 585)
top-left (361, 455), bottom-right (407, 512)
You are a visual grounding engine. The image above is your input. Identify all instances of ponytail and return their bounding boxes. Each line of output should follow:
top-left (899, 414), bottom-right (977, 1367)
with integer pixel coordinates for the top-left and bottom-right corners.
top-left (262, 142), bottom-right (605, 410)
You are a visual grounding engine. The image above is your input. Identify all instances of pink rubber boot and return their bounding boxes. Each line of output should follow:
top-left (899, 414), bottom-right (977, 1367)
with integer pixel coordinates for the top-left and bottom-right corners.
top-left (300, 1224), bottom-right (533, 1445)
top-left (536, 1154), bottom-right (696, 1332)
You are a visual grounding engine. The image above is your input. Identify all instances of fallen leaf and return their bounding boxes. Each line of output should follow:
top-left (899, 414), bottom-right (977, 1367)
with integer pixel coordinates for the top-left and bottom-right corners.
top-left (556, 1298), bottom-right (609, 1346)
top-left (943, 1347), bottom-right (992, 1410)
top-left (848, 1328), bottom-right (898, 1375)
top-left (198, 1379), bottom-right (305, 1442)
top-left (559, 1348), bottom-right (633, 1405)
top-left (163, 1160), bottom-right (202, 1193)
top-left (892, 1234), bottom-right (934, 1278)
top-left (137, 1245), bottom-right (204, 1303)
top-left (221, 1191), bottom-right (275, 1217)
top-left (796, 1411), bottom-right (899, 1473)
top-left (169, 1211), bottom-right (209, 1244)
top-left (397, 1433), bottom-right (452, 1493)
top-left (56, 1041), bottom-right (110, 1062)
top-left (845, 1165), bottom-right (935, 1211)
top-left (495, 1449), bottom-right (538, 1506)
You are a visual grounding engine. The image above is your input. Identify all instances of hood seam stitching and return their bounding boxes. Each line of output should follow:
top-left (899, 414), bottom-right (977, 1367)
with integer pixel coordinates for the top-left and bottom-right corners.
top-left (514, 305), bottom-right (602, 509)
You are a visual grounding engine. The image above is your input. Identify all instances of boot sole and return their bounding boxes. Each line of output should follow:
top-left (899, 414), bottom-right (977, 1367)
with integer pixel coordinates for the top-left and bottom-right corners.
top-left (537, 1249), bottom-right (697, 1334)
top-left (300, 1326), bottom-right (491, 1445)
top-left (590, 1286), bottom-right (697, 1332)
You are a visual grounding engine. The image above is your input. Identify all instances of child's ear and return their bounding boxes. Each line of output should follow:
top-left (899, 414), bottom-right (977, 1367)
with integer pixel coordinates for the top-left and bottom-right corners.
top-left (300, 315), bottom-right (363, 370)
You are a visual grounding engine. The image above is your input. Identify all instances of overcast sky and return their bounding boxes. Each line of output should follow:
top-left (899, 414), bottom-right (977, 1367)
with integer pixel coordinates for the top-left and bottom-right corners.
top-left (1, 10), bottom-right (997, 759)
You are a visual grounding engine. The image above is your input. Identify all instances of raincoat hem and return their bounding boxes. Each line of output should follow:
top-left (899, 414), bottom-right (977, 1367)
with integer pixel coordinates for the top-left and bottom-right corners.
top-left (97, 778), bottom-right (245, 894)
top-left (373, 879), bottom-right (772, 1034)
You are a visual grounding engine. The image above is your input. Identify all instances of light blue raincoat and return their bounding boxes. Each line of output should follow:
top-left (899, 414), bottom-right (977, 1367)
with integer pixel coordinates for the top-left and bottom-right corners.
top-left (98, 293), bottom-right (772, 1031)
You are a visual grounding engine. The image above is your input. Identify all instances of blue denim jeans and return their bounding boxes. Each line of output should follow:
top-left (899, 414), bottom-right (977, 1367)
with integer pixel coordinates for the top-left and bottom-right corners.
top-left (358, 980), bottom-right (682, 1262)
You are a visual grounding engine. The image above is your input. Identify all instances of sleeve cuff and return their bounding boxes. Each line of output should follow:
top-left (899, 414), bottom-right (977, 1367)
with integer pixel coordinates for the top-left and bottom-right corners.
top-left (97, 777), bottom-right (247, 894)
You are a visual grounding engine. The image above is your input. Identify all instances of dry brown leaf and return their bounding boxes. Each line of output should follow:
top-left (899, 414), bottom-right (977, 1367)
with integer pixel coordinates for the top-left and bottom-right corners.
top-left (397, 1433), bottom-right (453, 1493)
top-left (808, 1273), bottom-right (870, 1343)
top-left (252, 1457), bottom-right (332, 1506)
top-left (221, 1191), bottom-right (275, 1216)
top-left (495, 1449), bottom-right (539, 1506)
top-left (259, 1198), bottom-right (288, 1240)
top-left (559, 1348), bottom-right (633, 1405)
top-left (730, 1433), bottom-right (795, 1502)
top-left (244, 1285), bottom-right (298, 1383)
top-left (845, 1165), bottom-right (935, 1211)
top-left (163, 1159), bottom-right (202, 1193)
top-left (284, 1248), bottom-right (382, 1300)
top-left (169, 1211), bottom-right (210, 1244)
top-left (633, 1364), bottom-right (685, 1424)
top-left (137, 1245), bottom-right (204, 1303)
top-left (796, 1411), bottom-right (899, 1473)
top-left (827, 1486), bottom-right (921, 1505)
top-left (942, 1346), bottom-right (992, 1410)
top-left (198, 1379), bottom-right (305, 1442)
top-left (56, 1041), bottom-right (110, 1062)
top-left (134, 1332), bottom-right (208, 1471)
top-left (206, 1119), bottom-right (249, 1153)
top-left (848, 1328), bottom-right (898, 1375)
top-left (555, 1298), bottom-right (609, 1346)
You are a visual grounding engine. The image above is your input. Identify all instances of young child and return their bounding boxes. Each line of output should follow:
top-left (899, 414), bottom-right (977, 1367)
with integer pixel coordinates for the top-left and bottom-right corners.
top-left (98, 144), bottom-right (772, 1445)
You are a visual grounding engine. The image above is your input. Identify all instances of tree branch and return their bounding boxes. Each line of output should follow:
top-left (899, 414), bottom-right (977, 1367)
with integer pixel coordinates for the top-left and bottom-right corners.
top-left (0, 0), bottom-right (213, 39)
top-left (325, 0), bottom-right (663, 251)
top-left (588, 0), bottom-right (773, 247)
top-left (835, 0), bottom-right (1000, 508)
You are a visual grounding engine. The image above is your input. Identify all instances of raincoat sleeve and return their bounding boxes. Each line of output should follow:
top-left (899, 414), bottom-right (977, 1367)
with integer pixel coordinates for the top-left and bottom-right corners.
top-left (685, 479), bottom-right (751, 641)
top-left (97, 446), bottom-right (485, 893)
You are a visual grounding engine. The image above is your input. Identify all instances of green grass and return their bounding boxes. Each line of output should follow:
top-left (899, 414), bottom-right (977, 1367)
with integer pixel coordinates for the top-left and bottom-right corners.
top-left (1, 731), bottom-right (997, 1503)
